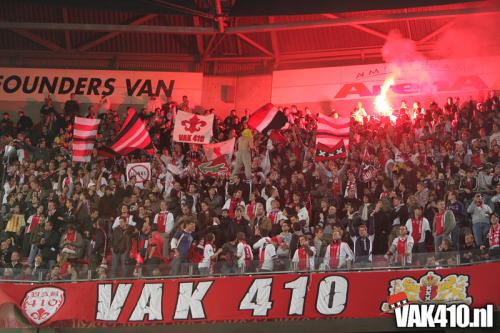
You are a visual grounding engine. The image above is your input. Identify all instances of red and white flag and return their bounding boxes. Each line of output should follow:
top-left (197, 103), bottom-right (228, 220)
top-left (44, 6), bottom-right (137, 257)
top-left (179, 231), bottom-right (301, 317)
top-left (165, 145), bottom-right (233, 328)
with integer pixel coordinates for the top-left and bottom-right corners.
top-left (97, 108), bottom-right (153, 159)
top-left (203, 138), bottom-right (235, 160)
top-left (316, 113), bottom-right (350, 149)
top-left (247, 103), bottom-right (288, 133)
top-left (173, 111), bottom-right (213, 144)
top-left (72, 117), bottom-right (100, 162)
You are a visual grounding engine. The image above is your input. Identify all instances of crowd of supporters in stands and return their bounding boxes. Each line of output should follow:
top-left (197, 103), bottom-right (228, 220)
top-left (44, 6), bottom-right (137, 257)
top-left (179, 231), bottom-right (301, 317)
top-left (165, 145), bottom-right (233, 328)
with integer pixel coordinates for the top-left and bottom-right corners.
top-left (0, 90), bottom-right (499, 280)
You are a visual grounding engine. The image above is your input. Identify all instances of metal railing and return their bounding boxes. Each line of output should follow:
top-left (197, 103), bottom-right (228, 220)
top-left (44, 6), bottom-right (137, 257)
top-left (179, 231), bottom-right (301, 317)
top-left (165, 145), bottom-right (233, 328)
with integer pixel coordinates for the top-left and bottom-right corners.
top-left (1, 249), bottom-right (498, 282)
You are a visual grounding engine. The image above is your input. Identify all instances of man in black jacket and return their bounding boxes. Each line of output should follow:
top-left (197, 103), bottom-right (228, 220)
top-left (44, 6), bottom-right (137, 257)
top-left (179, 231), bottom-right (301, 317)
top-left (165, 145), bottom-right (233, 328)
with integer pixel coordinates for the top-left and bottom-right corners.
top-left (37, 221), bottom-right (60, 269)
top-left (90, 219), bottom-right (108, 270)
top-left (228, 206), bottom-right (252, 242)
top-left (111, 217), bottom-right (131, 278)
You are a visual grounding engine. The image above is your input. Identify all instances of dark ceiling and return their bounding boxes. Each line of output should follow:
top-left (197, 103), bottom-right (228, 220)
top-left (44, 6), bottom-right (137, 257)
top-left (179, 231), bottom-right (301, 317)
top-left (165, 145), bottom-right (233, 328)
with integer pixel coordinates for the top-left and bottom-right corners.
top-left (0, 0), bottom-right (498, 75)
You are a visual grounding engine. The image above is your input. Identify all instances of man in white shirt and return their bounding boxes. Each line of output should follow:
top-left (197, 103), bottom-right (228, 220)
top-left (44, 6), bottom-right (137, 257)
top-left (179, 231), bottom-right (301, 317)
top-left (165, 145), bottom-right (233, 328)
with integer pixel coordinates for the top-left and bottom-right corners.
top-left (405, 206), bottom-right (430, 265)
top-left (236, 232), bottom-right (253, 273)
top-left (111, 205), bottom-right (136, 229)
top-left (386, 225), bottom-right (414, 266)
top-left (292, 235), bottom-right (316, 271)
top-left (153, 200), bottom-right (175, 256)
top-left (253, 235), bottom-right (278, 272)
top-left (322, 230), bottom-right (354, 270)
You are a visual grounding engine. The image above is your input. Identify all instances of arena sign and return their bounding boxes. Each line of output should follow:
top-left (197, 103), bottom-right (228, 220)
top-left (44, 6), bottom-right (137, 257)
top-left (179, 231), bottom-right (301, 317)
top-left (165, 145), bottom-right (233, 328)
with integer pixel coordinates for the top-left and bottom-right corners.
top-left (0, 262), bottom-right (498, 327)
top-left (0, 68), bottom-right (203, 105)
top-left (271, 56), bottom-right (500, 113)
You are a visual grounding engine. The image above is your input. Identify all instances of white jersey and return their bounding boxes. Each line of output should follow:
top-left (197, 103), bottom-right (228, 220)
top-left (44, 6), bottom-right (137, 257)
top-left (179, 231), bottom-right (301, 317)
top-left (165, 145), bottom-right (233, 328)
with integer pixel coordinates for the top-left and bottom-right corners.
top-left (236, 242), bottom-right (253, 268)
top-left (405, 218), bottom-right (431, 244)
top-left (111, 215), bottom-right (136, 229)
top-left (389, 236), bottom-right (415, 264)
top-left (198, 244), bottom-right (214, 269)
top-left (292, 246), bottom-right (317, 270)
top-left (322, 242), bottom-right (354, 269)
top-left (253, 237), bottom-right (275, 271)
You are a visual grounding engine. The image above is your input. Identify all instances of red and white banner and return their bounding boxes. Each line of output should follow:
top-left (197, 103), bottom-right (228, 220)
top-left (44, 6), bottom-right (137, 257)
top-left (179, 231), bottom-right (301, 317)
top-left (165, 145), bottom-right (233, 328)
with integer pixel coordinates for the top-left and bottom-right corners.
top-left (72, 117), bottom-right (100, 162)
top-left (203, 138), bottom-right (235, 160)
top-left (173, 111), bottom-right (214, 144)
top-left (316, 113), bottom-right (350, 148)
top-left (0, 262), bottom-right (498, 328)
top-left (272, 56), bottom-right (500, 116)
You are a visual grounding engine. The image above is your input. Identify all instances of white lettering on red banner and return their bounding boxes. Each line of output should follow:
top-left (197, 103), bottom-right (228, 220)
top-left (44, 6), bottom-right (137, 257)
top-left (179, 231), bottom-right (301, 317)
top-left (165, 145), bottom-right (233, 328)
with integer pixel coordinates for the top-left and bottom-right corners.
top-left (0, 263), bottom-right (497, 327)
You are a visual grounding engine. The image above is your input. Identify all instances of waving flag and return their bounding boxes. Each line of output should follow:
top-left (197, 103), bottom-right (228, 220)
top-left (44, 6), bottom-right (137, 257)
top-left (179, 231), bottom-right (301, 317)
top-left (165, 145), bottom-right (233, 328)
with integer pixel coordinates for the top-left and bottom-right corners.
top-left (316, 113), bottom-right (350, 148)
top-left (247, 103), bottom-right (288, 134)
top-left (98, 108), bottom-right (153, 158)
top-left (72, 117), bottom-right (100, 162)
top-left (203, 138), bottom-right (235, 160)
top-left (173, 111), bottom-right (213, 144)
top-left (315, 141), bottom-right (347, 162)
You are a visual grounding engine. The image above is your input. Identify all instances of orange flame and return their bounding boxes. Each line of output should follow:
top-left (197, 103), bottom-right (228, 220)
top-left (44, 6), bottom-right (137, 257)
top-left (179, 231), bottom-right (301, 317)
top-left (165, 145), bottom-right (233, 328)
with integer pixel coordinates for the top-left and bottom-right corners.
top-left (374, 76), bottom-right (394, 117)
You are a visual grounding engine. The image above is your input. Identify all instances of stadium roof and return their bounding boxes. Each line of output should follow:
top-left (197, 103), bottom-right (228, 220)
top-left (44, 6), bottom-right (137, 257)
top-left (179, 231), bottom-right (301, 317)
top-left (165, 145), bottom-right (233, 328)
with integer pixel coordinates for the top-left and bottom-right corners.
top-left (0, 0), bottom-right (499, 74)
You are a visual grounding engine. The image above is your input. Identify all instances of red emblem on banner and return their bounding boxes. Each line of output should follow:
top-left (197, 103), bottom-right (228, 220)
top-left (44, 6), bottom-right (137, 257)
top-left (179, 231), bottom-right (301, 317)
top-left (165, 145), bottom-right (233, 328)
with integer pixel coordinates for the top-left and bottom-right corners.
top-left (182, 115), bottom-right (207, 133)
top-left (419, 275), bottom-right (439, 302)
top-left (22, 287), bottom-right (65, 325)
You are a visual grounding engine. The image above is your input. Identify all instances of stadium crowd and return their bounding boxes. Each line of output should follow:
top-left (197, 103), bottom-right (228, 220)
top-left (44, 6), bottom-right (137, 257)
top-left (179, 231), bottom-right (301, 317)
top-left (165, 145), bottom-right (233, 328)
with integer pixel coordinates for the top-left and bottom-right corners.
top-left (0, 90), bottom-right (499, 280)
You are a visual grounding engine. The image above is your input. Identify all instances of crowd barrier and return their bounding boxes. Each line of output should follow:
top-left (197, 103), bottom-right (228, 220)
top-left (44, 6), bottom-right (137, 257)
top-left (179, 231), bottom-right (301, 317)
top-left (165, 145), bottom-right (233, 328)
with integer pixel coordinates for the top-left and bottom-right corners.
top-left (0, 252), bottom-right (498, 328)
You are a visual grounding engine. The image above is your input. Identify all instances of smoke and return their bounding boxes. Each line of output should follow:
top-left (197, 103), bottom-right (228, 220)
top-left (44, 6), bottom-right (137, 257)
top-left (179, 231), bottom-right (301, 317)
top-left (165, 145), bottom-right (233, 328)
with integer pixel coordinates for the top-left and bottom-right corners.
top-left (377, 10), bottom-right (500, 109)
top-left (434, 14), bottom-right (500, 59)
top-left (381, 30), bottom-right (436, 95)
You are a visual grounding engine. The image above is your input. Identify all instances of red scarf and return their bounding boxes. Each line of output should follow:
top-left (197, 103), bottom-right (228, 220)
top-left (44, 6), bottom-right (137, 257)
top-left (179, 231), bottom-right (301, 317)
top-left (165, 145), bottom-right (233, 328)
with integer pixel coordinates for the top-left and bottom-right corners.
top-left (228, 198), bottom-right (241, 219)
top-left (397, 237), bottom-right (407, 263)
top-left (65, 230), bottom-right (76, 243)
top-left (490, 224), bottom-right (500, 248)
top-left (156, 212), bottom-right (167, 233)
top-left (63, 176), bottom-right (72, 188)
top-left (246, 203), bottom-right (256, 220)
top-left (27, 215), bottom-right (40, 233)
top-left (435, 212), bottom-right (445, 236)
top-left (268, 210), bottom-right (279, 224)
top-left (332, 177), bottom-right (341, 196)
top-left (329, 241), bottom-right (341, 268)
top-left (411, 218), bottom-right (423, 242)
top-left (297, 247), bottom-right (311, 270)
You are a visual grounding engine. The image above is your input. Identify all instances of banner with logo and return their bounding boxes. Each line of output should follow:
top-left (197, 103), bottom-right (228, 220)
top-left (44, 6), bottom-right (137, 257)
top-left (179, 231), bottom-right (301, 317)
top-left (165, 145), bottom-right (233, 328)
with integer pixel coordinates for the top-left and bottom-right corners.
top-left (173, 111), bottom-right (214, 144)
top-left (0, 68), bottom-right (203, 105)
top-left (126, 162), bottom-right (151, 183)
top-left (195, 155), bottom-right (231, 177)
top-left (272, 56), bottom-right (500, 114)
top-left (0, 262), bottom-right (498, 328)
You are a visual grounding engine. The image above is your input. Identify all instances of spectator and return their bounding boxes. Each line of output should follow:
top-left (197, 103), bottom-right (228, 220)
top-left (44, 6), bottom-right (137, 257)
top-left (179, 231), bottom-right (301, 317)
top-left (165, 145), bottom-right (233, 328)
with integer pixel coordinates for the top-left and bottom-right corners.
top-left (292, 235), bottom-right (316, 271)
top-left (405, 206), bottom-right (430, 265)
top-left (111, 217), bottom-right (131, 277)
top-left (481, 212), bottom-right (499, 259)
top-left (467, 193), bottom-right (493, 246)
top-left (322, 230), bottom-right (354, 270)
top-left (386, 225), bottom-right (414, 266)
top-left (170, 218), bottom-right (195, 275)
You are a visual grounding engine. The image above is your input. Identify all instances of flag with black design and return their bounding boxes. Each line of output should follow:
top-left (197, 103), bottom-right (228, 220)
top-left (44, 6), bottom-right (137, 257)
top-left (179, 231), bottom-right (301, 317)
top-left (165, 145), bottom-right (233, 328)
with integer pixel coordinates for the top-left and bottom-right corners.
top-left (315, 141), bottom-right (347, 162)
top-left (98, 108), bottom-right (153, 159)
top-left (247, 103), bottom-right (288, 134)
